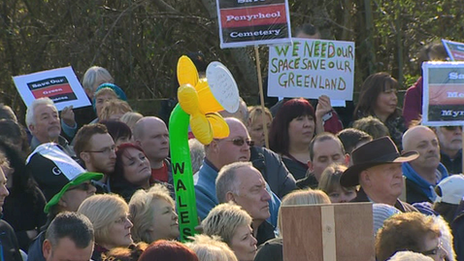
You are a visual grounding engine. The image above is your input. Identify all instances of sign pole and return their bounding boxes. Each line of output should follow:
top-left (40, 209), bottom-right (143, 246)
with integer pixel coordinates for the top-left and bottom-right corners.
top-left (254, 46), bottom-right (269, 148)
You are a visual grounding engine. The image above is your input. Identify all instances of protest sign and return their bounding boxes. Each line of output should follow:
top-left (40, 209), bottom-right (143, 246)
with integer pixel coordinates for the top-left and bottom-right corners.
top-left (422, 62), bottom-right (464, 126)
top-left (442, 39), bottom-right (464, 61)
top-left (267, 39), bottom-right (355, 101)
top-left (216, 0), bottom-right (291, 48)
top-left (13, 66), bottom-right (90, 111)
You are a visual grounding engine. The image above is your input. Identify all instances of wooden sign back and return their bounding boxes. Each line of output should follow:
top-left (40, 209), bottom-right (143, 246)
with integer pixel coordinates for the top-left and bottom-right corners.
top-left (281, 202), bottom-right (375, 261)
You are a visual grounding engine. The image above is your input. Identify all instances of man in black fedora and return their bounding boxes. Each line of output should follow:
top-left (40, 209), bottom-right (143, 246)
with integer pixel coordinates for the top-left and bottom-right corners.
top-left (340, 136), bottom-right (419, 212)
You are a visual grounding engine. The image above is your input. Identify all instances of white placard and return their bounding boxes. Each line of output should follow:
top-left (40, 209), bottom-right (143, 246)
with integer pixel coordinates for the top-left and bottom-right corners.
top-left (268, 39), bottom-right (355, 101)
top-left (13, 66), bottom-right (91, 111)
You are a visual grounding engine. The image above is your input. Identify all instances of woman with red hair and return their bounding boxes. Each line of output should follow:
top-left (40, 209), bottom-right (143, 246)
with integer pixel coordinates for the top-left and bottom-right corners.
top-left (138, 240), bottom-right (199, 261)
top-left (110, 143), bottom-right (152, 201)
top-left (268, 98), bottom-right (318, 180)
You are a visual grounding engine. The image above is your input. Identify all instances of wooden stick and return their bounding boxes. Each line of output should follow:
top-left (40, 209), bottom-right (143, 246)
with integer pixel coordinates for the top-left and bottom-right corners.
top-left (321, 205), bottom-right (337, 261)
top-left (254, 46), bottom-right (270, 148)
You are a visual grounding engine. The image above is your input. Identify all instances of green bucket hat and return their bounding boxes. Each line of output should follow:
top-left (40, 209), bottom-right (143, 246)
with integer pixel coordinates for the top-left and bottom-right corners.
top-left (44, 172), bottom-right (103, 213)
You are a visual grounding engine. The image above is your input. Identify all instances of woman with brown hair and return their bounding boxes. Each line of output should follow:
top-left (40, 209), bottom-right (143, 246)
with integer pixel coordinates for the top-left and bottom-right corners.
top-left (318, 164), bottom-right (357, 203)
top-left (353, 72), bottom-right (406, 149)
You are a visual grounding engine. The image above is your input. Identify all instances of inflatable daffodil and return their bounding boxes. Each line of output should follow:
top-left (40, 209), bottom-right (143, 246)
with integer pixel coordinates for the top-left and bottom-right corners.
top-left (176, 55), bottom-right (239, 145)
top-left (168, 55), bottom-right (240, 241)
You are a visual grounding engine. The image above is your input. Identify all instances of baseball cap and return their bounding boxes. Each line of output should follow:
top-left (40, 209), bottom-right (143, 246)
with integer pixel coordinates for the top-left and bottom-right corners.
top-left (26, 143), bottom-right (103, 213)
top-left (435, 174), bottom-right (464, 205)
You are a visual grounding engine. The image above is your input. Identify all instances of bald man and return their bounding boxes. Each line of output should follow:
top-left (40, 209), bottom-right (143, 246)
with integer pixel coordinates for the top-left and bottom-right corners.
top-left (402, 125), bottom-right (449, 204)
top-left (133, 116), bottom-right (172, 185)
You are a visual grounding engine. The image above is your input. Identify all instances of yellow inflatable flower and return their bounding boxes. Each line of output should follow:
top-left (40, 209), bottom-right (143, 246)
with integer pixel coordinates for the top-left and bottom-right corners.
top-left (177, 55), bottom-right (237, 145)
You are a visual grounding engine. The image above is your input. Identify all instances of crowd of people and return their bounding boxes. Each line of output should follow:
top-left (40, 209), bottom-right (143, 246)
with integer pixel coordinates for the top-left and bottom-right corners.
top-left (0, 25), bottom-right (463, 261)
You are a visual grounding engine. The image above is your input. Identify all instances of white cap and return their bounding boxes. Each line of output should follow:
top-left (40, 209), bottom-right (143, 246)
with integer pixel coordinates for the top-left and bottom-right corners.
top-left (435, 174), bottom-right (464, 205)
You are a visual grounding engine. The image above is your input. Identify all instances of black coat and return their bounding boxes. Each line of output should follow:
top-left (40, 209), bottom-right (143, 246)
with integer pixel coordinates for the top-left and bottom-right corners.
top-left (0, 219), bottom-right (22, 261)
top-left (352, 188), bottom-right (418, 213)
top-left (250, 146), bottom-right (296, 199)
top-left (452, 202), bottom-right (464, 261)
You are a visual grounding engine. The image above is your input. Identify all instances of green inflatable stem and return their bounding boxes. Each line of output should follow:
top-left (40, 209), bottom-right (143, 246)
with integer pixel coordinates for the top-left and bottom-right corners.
top-left (169, 104), bottom-right (199, 241)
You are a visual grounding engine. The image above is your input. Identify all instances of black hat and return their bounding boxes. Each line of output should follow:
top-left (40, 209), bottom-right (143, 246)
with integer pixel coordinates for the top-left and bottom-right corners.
top-left (340, 137), bottom-right (418, 187)
top-left (26, 143), bottom-right (103, 212)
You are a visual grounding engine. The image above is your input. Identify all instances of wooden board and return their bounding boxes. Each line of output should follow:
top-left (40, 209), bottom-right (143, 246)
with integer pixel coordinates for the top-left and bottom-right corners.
top-left (281, 202), bottom-right (375, 261)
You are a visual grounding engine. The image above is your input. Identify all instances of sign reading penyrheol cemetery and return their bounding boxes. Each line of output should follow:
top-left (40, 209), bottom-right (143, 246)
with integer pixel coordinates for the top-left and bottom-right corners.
top-left (13, 66), bottom-right (91, 111)
top-left (216, 0), bottom-right (292, 48)
top-left (267, 39), bottom-right (355, 100)
top-left (422, 62), bottom-right (464, 126)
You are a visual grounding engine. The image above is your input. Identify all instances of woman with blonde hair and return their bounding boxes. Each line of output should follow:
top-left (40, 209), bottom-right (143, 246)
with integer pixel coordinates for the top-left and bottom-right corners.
top-left (318, 164), bottom-right (357, 203)
top-left (185, 234), bottom-right (238, 261)
top-left (128, 184), bottom-right (179, 243)
top-left (246, 106), bottom-right (273, 147)
top-left (78, 194), bottom-right (134, 261)
top-left (120, 112), bottom-right (143, 132)
top-left (99, 99), bottom-right (133, 122)
top-left (202, 203), bottom-right (257, 261)
top-left (93, 88), bottom-right (118, 121)
top-left (255, 189), bottom-right (331, 261)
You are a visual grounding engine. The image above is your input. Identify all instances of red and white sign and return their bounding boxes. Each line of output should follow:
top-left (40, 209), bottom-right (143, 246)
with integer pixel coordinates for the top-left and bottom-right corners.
top-left (216, 0), bottom-right (292, 48)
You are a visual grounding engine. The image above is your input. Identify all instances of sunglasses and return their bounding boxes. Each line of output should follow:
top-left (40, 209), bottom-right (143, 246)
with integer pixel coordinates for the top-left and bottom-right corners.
top-left (67, 182), bottom-right (93, 192)
top-left (443, 126), bottom-right (462, 131)
top-left (222, 137), bottom-right (254, 147)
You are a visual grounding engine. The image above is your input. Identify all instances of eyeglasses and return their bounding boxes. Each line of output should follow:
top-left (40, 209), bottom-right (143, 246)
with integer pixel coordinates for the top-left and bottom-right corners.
top-left (419, 240), bottom-right (447, 260)
top-left (443, 126), bottom-right (462, 131)
top-left (222, 137), bottom-right (254, 147)
top-left (85, 146), bottom-right (116, 155)
top-left (421, 246), bottom-right (440, 256)
top-left (67, 182), bottom-right (93, 192)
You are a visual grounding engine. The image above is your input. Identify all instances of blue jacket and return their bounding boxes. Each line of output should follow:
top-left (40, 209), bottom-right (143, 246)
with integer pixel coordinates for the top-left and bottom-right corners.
top-left (27, 231), bottom-right (45, 261)
top-left (194, 160), bottom-right (220, 220)
top-left (402, 162), bottom-right (449, 204)
top-left (194, 159), bottom-right (281, 227)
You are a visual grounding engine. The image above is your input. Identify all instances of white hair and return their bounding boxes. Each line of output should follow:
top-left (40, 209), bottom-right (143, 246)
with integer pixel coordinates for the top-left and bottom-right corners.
top-left (433, 215), bottom-right (456, 261)
top-left (189, 138), bottom-right (205, 174)
top-left (25, 97), bottom-right (56, 131)
top-left (82, 66), bottom-right (114, 92)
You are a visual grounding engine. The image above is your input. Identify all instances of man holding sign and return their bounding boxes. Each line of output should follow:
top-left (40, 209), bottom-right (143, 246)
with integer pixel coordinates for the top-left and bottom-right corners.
top-left (26, 97), bottom-right (75, 157)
